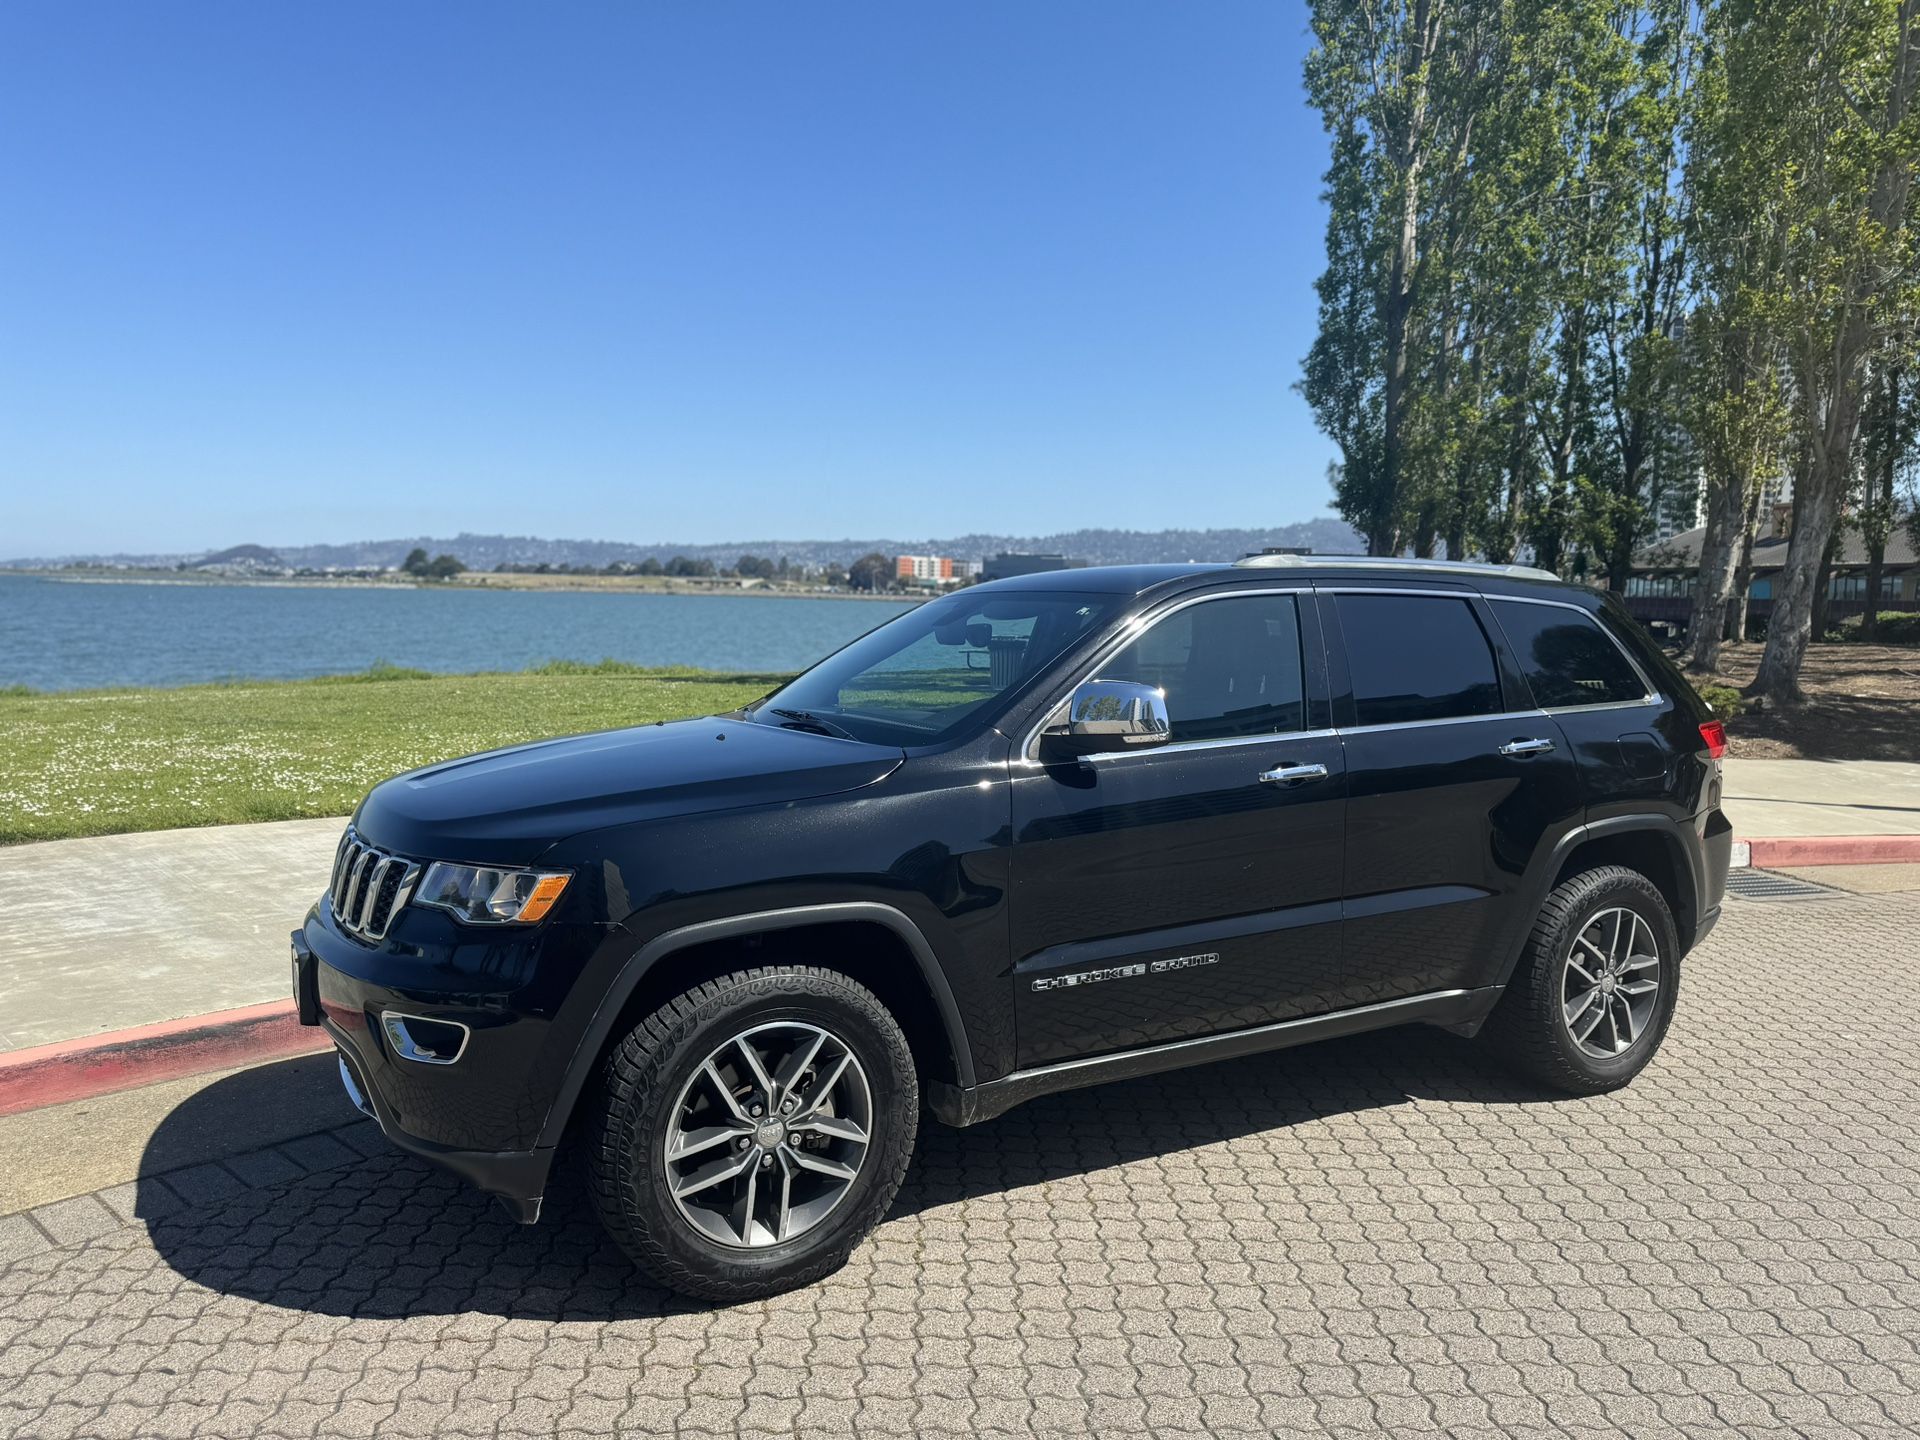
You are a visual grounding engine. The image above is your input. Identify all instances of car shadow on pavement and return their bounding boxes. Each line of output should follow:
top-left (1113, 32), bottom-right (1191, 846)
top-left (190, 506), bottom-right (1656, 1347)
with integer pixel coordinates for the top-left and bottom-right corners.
top-left (137, 1025), bottom-right (1562, 1319)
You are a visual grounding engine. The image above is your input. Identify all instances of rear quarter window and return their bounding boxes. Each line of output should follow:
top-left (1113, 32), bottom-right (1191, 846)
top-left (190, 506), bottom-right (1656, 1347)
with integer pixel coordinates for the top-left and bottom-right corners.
top-left (1490, 600), bottom-right (1650, 709)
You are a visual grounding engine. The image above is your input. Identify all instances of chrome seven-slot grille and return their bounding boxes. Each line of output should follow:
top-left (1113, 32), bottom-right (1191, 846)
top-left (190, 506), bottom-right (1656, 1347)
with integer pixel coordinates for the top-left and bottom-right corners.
top-left (328, 828), bottom-right (422, 942)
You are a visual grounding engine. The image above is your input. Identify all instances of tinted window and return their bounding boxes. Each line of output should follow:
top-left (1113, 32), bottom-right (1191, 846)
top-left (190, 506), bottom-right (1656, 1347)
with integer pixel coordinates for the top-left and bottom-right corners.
top-left (1337, 594), bottom-right (1503, 726)
top-left (1099, 594), bottom-right (1306, 743)
top-left (759, 590), bottom-right (1119, 744)
top-left (1492, 601), bottom-right (1648, 708)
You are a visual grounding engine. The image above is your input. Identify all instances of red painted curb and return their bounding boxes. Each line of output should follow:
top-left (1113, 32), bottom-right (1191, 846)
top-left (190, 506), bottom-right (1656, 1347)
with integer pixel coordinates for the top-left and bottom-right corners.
top-left (1744, 835), bottom-right (1920, 868)
top-left (0, 1000), bottom-right (331, 1118)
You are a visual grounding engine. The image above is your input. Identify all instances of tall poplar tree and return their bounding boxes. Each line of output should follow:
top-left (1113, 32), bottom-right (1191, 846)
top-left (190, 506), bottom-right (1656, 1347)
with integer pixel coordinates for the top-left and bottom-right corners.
top-left (1748, 0), bottom-right (1920, 702)
top-left (1302, 0), bottom-right (1501, 555)
top-left (1682, 0), bottom-right (1793, 672)
top-left (1586, 0), bottom-right (1701, 593)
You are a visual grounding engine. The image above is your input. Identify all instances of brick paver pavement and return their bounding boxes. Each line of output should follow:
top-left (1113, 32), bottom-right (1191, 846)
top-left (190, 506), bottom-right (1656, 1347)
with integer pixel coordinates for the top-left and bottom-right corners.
top-left (3, 890), bottom-right (1918, 1438)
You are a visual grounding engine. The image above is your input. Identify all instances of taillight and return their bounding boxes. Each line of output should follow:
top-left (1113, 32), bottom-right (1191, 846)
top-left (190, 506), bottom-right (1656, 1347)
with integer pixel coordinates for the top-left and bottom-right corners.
top-left (1698, 720), bottom-right (1727, 759)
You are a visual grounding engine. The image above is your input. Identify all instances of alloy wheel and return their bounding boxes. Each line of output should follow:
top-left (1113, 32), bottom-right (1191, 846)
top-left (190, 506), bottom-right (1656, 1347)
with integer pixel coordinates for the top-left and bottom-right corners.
top-left (1562, 906), bottom-right (1662, 1059)
top-left (662, 1021), bottom-right (873, 1248)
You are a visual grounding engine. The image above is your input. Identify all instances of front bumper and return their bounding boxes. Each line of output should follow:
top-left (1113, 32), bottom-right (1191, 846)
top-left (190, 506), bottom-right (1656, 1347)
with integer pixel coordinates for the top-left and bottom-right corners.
top-left (289, 909), bottom-right (589, 1223)
top-left (325, 1026), bottom-right (552, 1223)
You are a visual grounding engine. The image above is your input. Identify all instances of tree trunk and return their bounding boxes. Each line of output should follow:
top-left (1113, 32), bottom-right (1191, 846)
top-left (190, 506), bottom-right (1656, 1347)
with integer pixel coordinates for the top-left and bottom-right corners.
top-left (1810, 527), bottom-right (1841, 642)
top-left (1606, 525), bottom-right (1636, 594)
top-left (1445, 458), bottom-right (1470, 562)
top-left (1485, 403), bottom-right (1532, 566)
top-left (1731, 487), bottom-right (1761, 642)
top-left (1375, 0), bottom-right (1434, 560)
top-left (1609, 410), bottom-right (1649, 594)
top-left (1690, 475), bottom-right (1740, 672)
top-left (1752, 445), bottom-right (1849, 703)
top-left (1863, 363), bottom-right (1900, 640)
top-left (1865, 539), bottom-right (1886, 639)
top-left (1410, 499), bottom-right (1439, 559)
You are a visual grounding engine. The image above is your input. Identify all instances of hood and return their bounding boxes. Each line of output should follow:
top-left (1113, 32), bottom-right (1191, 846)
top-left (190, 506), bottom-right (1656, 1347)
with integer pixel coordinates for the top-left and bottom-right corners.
top-left (352, 716), bottom-right (903, 864)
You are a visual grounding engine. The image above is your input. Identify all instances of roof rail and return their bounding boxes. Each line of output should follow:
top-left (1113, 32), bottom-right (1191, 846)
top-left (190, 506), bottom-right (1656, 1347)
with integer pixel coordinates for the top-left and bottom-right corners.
top-left (1233, 553), bottom-right (1561, 583)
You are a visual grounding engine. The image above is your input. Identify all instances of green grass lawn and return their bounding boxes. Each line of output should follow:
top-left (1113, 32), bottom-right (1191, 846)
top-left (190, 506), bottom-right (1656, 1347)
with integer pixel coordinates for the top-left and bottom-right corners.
top-left (0, 662), bottom-right (785, 845)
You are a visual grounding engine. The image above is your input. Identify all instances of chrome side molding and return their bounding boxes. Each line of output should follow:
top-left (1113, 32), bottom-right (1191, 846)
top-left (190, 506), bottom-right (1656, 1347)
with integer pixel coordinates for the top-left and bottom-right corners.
top-left (927, 986), bottom-right (1503, 1127)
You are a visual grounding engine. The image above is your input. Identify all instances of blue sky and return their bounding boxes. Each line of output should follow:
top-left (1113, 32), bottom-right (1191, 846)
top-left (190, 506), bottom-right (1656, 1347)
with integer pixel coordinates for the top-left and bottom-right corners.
top-left (0, 2), bottom-right (1337, 557)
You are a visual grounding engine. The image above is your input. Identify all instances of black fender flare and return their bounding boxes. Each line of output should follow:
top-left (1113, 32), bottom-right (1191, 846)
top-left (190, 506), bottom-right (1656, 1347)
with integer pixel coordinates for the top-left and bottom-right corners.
top-left (1492, 813), bottom-right (1705, 991)
top-left (536, 901), bottom-right (976, 1149)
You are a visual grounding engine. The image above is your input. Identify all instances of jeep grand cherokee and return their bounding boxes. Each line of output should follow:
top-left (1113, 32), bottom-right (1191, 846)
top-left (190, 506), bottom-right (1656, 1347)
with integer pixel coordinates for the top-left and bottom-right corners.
top-left (292, 555), bottom-right (1732, 1301)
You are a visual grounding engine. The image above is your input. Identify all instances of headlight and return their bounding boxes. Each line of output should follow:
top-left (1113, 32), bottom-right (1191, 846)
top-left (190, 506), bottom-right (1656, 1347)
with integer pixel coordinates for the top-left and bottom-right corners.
top-left (416, 863), bottom-right (571, 924)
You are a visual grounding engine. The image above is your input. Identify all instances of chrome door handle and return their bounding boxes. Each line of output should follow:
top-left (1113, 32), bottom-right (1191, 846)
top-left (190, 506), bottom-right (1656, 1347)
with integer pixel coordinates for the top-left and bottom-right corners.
top-left (1258, 762), bottom-right (1330, 786)
top-left (1498, 738), bottom-right (1556, 757)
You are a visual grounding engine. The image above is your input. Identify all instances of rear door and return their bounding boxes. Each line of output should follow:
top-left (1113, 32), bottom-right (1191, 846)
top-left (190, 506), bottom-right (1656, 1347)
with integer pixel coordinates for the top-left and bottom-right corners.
top-left (1321, 586), bottom-right (1585, 1000)
top-left (1480, 595), bottom-right (1670, 815)
top-left (1007, 588), bottom-right (1348, 1067)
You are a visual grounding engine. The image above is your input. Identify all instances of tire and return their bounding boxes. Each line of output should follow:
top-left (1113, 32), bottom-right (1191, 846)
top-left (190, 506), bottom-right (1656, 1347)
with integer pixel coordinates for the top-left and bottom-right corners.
top-left (1480, 865), bottom-right (1680, 1095)
top-left (586, 965), bottom-right (918, 1303)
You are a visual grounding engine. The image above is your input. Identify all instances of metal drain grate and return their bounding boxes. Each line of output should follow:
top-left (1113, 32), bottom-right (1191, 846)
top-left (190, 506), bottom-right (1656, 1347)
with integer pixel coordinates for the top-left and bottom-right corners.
top-left (1725, 868), bottom-right (1839, 901)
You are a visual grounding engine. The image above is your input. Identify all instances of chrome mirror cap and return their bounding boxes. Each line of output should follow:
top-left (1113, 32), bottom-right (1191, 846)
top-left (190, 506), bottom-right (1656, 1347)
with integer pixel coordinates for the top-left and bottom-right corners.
top-left (1048, 679), bottom-right (1170, 755)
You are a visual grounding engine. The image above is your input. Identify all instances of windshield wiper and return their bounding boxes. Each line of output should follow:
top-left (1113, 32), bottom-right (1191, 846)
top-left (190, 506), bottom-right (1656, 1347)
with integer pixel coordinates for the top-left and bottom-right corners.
top-left (768, 707), bottom-right (858, 741)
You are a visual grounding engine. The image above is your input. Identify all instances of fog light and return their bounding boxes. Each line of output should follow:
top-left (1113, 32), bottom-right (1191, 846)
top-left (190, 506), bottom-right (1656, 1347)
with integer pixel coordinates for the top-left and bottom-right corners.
top-left (381, 1012), bottom-right (471, 1065)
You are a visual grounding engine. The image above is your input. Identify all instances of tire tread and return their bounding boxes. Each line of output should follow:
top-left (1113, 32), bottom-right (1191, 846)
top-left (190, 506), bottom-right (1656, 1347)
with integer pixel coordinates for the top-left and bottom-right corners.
top-left (1481, 865), bottom-right (1678, 1095)
top-left (586, 965), bottom-right (916, 1303)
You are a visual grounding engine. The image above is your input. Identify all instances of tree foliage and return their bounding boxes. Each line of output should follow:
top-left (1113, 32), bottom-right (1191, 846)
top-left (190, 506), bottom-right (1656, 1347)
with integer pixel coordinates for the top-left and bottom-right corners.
top-left (403, 547), bottom-right (465, 580)
top-left (846, 553), bottom-right (895, 592)
top-left (1301, 0), bottom-right (1920, 698)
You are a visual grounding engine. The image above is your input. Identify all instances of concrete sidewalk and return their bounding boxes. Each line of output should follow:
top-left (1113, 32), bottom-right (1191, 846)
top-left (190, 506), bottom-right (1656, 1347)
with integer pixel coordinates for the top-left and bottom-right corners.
top-left (1723, 757), bottom-right (1920, 838)
top-left (0, 816), bottom-right (345, 1052)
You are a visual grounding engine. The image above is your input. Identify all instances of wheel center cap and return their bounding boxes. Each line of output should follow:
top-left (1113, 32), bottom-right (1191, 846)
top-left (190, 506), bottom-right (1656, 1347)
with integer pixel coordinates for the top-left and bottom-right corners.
top-left (755, 1120), bottom-right (787, 1150)
top-left (1599, 975), bottom-right (1617, 996)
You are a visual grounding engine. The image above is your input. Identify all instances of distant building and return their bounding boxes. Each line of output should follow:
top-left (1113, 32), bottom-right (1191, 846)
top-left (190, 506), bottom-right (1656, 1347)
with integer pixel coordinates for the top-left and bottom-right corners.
top-left (980, 552), bottom-right (1086, 582)
top-left (894, 554), bottom-right (972, 587)
top-left (1647, 481), bottom-right (1704, 545)
top-left (1622, 522), bottom-right (1917, 633)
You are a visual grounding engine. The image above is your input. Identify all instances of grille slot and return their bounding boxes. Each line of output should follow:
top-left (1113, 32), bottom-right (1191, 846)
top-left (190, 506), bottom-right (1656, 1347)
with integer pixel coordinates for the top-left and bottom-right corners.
top-left (328, 829), bottom-right (422, 941)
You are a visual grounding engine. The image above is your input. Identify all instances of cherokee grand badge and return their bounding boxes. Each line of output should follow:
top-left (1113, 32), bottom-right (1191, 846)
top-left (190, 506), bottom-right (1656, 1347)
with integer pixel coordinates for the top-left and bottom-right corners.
top-left (1030, 963), bottom-right (1146, 992)
top-left (1031, 952), bottom-right (1219, 992)
top-left (1152, 951), bottom-right (1220, 974)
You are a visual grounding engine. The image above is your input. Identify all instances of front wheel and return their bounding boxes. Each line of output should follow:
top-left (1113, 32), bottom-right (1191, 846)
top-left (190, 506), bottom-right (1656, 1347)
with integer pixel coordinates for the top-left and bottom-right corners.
top-left (586, 965), bottom-right (918, 1303)
top-left (1480, 865), bottom-right (1680, 1094)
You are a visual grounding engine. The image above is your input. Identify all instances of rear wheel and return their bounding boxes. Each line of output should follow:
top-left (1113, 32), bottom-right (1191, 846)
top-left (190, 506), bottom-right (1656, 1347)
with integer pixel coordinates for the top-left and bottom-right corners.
top-left (586, 966), bottom-right (917, 1302)
top-left (1480, 865), bottom-right (1679, 1094)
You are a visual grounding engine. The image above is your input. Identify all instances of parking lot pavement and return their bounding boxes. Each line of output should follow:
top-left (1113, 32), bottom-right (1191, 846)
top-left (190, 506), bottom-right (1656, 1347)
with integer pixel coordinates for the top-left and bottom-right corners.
top-left (3, 893), bottom-right (1918, 1440)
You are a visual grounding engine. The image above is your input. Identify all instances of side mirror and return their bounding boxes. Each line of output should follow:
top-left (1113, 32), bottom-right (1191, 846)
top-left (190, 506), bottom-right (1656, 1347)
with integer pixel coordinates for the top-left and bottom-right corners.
top-left (1043, 679), bottom-right (1171, 758)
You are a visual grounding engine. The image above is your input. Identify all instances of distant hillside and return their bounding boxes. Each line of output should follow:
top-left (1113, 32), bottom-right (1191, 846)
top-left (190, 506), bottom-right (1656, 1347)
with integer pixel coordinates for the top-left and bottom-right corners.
top-left (189, 544), bottom-right (286, 570)
top-left (6, 520), bottom-right (1363, 572)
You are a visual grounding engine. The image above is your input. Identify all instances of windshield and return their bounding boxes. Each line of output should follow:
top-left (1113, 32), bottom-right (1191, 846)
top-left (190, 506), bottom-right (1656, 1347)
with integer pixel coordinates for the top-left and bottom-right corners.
top-left (751, 590), bottom-right (1120, 746)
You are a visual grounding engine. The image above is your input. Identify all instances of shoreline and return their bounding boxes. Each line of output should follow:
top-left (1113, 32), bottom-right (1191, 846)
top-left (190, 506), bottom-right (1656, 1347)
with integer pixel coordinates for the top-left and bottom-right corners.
top-left (1, 659), bottom-right (794, 702)
top-left (2, 569), bottom-right (928, 602)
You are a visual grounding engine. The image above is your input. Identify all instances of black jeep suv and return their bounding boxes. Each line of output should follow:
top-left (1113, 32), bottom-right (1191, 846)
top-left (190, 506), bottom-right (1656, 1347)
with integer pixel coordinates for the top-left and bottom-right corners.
top-left (292, 556), bottom-right (1731, 1300)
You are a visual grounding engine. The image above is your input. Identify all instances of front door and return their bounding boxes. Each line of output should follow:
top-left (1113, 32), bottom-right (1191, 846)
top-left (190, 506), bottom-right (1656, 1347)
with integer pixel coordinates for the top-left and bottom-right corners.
top-left (1008, 590), bottom-right (1349, 1068)
top-left (1322, 587), bottom-right (1585, 1000)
